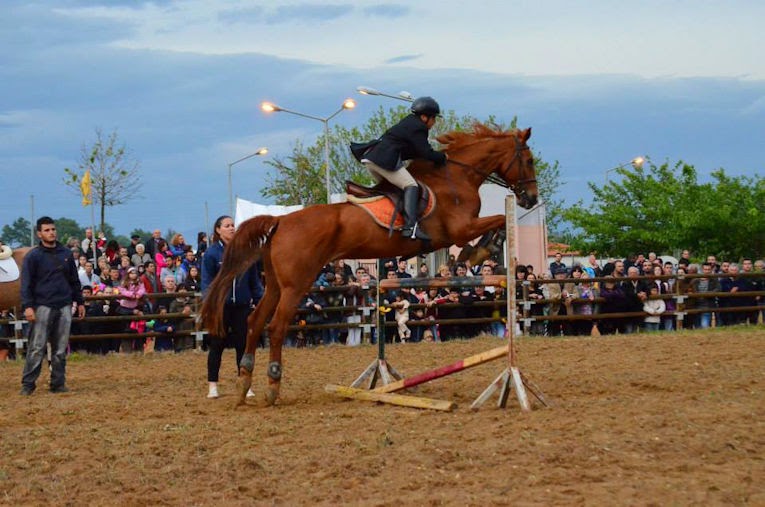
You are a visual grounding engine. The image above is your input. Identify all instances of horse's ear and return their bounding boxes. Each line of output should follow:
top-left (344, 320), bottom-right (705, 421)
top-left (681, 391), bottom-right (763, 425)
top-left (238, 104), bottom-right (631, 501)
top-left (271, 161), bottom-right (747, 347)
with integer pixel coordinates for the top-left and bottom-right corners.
top-left (521, 127), bottom-right (532, 142)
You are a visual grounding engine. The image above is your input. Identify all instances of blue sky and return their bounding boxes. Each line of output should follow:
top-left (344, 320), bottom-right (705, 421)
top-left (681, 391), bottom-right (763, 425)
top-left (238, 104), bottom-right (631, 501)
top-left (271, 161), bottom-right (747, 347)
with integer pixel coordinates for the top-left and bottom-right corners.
top-left (1, 0), bottom-right (763, 242)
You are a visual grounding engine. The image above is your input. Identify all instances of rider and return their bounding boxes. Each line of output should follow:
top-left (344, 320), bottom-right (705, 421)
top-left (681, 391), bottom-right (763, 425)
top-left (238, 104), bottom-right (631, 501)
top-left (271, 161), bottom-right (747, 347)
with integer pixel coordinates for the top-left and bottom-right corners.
top-left (358, 96), bottom-right (448, 241)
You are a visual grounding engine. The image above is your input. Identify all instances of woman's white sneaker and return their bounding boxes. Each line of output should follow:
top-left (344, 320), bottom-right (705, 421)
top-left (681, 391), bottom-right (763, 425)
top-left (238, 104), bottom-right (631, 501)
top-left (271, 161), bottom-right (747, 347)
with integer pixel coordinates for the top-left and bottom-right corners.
top-left (207, 383), bottom-right (219, 399)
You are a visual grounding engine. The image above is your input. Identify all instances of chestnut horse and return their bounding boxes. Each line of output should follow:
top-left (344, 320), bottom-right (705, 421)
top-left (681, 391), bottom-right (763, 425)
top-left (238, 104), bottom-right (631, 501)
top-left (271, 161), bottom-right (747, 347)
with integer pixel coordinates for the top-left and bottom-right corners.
top-left (0, 247), bottom-right (30, 313)
top-left (201, 124), bottom-right (538, 406)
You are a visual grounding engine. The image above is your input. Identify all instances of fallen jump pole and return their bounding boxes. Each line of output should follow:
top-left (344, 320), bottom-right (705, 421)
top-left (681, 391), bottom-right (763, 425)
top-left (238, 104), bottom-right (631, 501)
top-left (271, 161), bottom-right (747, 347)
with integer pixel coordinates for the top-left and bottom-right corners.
top-left (325, 384), bottom-right (457, 412)
top-left (372, 344), bottom-right (509, 394)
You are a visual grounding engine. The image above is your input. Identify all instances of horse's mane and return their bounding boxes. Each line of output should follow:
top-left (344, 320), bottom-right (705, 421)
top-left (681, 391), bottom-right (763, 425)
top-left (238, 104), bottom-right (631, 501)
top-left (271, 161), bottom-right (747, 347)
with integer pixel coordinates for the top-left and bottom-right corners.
top-left (431, 123), bottom-right (523, 177)
top-left (436, 123), bottom-right (519, 152)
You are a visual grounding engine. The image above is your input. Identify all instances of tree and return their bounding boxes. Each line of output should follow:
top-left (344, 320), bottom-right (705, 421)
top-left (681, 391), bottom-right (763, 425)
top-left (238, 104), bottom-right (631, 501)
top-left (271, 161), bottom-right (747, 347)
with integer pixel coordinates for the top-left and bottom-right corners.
top-left (1, 217), bottom-right (32, 247)
top-left (164, 228), bottom-right (178, 243)
top-left (561, 160), bottom-right (765, 259)
top-left (63, 128), bottom-right (142, 232)
top-left (262, 105), bottom-right (414, 205)
top-left (261, 140), bottom-right (329, 205)
top-left (54, 217), bottom-right (85, 246)
top-left (533, 155), bottom-right (563, 235)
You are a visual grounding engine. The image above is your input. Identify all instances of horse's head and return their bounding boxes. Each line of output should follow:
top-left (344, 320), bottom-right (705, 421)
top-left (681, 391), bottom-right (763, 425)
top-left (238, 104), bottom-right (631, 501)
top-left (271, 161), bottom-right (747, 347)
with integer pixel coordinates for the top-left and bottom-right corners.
top-left (439, 125), bottom-right (539, 209)
top-left (503, 128), bottom-right (538, 209)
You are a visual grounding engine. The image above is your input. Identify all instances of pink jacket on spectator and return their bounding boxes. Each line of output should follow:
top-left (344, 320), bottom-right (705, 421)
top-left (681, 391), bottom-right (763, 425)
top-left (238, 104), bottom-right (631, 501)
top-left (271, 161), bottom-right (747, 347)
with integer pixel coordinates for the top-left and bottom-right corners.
top-left (155, 252), bottom-right (169, 278)
top-left (118, 283), bottom-right (146, 310)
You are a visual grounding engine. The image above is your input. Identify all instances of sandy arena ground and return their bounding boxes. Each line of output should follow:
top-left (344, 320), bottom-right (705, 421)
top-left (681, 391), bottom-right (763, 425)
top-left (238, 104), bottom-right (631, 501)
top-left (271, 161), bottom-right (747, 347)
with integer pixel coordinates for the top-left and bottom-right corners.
top-left (1, 327), bottom-right (763, 506)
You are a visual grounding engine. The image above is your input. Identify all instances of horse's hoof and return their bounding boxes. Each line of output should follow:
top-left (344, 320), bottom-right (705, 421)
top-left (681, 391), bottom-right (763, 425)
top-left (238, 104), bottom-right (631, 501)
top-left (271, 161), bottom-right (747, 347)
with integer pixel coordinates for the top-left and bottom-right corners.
top-left (237, 373), bottom-right (252, 399)
top-left (265, 388), bottom-right (278, 406)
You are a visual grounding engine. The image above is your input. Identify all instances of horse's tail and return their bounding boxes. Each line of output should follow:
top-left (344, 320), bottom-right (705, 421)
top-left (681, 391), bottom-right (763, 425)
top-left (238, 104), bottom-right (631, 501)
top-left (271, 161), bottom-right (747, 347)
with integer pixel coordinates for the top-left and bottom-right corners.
top-left (200, 215), bottom-right (279, 337)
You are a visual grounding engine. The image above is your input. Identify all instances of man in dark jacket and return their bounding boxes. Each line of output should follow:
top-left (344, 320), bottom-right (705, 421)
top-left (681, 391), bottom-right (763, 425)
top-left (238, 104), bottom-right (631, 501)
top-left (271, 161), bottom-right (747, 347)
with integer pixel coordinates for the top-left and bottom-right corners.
top-left (620, 266), bottom-right (650, 333)
top-left (354, 96), bottom-right (447, 241)
top-left (20, 216), bottom-right (85, 395)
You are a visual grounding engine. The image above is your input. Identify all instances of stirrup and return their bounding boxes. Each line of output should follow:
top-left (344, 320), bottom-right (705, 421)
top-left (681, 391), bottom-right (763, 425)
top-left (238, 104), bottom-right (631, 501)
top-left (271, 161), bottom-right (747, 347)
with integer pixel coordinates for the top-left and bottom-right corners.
top-left (402, 223), bottom-right (430, 241)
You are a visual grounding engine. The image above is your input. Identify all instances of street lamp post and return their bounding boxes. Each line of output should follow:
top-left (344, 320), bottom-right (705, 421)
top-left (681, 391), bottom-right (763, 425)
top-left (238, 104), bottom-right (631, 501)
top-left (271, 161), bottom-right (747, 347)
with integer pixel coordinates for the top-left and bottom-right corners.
top-left (605, 156), bottom-right (645, 182)
top-left (356, 86), bottom-right (414, 103)
top-left (261, 99), bottom-right (356, 204)
top-left (227, 148), bottom-right (268, 216)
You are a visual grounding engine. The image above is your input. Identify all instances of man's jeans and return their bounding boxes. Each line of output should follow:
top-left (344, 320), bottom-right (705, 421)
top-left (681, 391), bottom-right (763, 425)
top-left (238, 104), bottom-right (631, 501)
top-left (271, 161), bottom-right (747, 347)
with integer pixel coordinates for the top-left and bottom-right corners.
top-left (698, 312), bottom-right (712, 329)
top-left (22, 305), bottom-right (72, 390)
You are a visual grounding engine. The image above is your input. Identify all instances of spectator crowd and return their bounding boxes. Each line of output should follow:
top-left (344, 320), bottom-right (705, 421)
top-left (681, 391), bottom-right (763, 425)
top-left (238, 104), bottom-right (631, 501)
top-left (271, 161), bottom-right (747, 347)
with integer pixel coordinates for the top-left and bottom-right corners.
top-left (1, 226), bottom-right (764, 361)
top-left (534, 251), bottom-right (764, 337)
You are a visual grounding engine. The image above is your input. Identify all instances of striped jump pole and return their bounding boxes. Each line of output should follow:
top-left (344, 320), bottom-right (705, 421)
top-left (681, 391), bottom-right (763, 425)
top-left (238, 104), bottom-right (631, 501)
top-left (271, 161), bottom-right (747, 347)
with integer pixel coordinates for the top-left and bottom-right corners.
top-left (372, 344), bottom-right (509, 394)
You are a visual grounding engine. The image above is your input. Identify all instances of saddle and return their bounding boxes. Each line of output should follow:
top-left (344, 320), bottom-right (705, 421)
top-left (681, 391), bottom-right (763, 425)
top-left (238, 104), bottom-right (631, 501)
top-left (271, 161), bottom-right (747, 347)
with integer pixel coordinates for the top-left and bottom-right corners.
top-left (345, 180), bottom-right (435, 233)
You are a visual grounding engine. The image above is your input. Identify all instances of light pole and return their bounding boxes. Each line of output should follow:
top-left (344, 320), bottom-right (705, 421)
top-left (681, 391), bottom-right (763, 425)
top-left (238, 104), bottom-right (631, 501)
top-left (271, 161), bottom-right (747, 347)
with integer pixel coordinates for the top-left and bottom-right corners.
top-left (356, 86), bottom-right (414, 103)
top-left (261, 98), bottom-right (356, 204)
top-left (605, 156), bottom-right (645, 182)
top-left (29, 194), bottom-right (35, 247)
top-left (227, 147), bottom-right (268, 216)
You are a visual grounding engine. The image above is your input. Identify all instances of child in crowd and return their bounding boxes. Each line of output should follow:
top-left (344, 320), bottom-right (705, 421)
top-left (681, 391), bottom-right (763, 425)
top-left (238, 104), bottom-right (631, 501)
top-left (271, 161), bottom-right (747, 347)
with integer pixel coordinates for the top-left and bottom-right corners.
top-left (149, 305), bottom-right (175, 351)
top-left (116, 267), bottom-right (146, 353)
top-left (389, 291), bottom-right (411, 343)
top-left (643, 285), bottom-right (666, 332)
top-left (571, 271), bottom-right (597, 336)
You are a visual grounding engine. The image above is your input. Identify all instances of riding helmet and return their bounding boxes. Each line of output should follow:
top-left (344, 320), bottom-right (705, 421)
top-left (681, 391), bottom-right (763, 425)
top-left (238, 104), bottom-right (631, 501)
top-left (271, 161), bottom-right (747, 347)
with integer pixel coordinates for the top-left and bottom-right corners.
top-left (411, 96), bottom-right (441, 117)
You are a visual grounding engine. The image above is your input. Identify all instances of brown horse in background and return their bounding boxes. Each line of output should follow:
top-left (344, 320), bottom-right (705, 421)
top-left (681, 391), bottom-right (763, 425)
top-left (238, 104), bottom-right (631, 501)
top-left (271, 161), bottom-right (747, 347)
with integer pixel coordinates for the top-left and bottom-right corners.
top-left (0, 247), bottom-right (30, 313)
top-left (200, 124), bottom-right (538, 406)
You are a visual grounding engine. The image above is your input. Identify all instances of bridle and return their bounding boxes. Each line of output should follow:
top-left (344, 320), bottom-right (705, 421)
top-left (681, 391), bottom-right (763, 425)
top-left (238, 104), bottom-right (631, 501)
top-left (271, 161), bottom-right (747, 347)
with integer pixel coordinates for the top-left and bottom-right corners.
top-left (447, 135), bottom-right (536, 197)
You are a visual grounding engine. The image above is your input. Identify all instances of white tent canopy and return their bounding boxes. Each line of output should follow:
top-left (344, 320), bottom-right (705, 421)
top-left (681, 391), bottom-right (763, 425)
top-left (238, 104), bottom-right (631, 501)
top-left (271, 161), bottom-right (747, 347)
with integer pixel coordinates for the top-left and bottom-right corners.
top-left (234, 198), bottom-right (303, 226)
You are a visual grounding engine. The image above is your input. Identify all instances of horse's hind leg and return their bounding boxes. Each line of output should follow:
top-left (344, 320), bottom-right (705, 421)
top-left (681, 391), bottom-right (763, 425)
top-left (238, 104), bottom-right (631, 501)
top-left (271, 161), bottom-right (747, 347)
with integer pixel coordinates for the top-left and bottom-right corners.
top-left (263, 288), bottom-right (304, 406)
top-left (236, 286), bottom-right (278, 406)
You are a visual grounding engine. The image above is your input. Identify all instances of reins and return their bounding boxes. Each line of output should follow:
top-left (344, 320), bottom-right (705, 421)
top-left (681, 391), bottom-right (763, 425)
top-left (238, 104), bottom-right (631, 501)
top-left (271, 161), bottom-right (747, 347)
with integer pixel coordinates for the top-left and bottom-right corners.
top-left (445, 138), bottom-right (536, 197)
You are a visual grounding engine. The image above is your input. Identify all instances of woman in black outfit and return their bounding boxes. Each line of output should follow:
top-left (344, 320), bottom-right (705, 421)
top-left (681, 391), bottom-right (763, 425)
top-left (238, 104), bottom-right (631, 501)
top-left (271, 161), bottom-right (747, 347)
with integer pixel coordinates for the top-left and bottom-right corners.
top-left (201, 215), bottom-right (263, 399)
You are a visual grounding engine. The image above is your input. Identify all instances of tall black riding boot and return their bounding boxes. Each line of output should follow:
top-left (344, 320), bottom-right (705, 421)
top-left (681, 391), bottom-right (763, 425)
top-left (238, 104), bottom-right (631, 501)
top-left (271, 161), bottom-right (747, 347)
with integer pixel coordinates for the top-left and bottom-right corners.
top-left (401, 186), bottom-right (430, 241)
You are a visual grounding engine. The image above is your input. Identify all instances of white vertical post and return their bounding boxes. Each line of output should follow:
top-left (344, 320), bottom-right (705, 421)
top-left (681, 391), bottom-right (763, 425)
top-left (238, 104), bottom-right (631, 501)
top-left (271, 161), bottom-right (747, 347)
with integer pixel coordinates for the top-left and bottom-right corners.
top-left (505, 195), bottom-right (517, 361)
top-left (505, 195), bottom-right (530, 411)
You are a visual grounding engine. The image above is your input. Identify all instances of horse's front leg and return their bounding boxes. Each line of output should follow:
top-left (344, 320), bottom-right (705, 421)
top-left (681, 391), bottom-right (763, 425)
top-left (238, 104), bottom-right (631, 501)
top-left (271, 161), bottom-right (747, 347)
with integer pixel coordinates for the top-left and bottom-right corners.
top-left (452, 215), bottom-right (506, 246)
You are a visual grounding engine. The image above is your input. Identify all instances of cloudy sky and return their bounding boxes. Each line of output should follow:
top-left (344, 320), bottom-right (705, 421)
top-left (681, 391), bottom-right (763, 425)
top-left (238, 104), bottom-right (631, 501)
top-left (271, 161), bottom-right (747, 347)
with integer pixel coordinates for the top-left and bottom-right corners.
top-left (1, 0), bottom-right (763, 243)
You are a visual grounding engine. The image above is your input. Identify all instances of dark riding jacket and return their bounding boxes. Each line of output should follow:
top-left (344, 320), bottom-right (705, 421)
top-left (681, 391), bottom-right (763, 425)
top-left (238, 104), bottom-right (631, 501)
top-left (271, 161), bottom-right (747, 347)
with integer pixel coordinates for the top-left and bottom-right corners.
top-left (21, 241), bottom-right (83, 310)
top-left (363, 114), bottom-right (447, 171)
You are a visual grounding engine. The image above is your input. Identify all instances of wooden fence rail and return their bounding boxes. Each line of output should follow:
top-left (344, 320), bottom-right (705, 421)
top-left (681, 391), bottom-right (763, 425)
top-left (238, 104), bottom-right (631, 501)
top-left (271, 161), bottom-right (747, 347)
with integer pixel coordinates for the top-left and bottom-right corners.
top-left (2, 273), bottom-right (763, 355)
